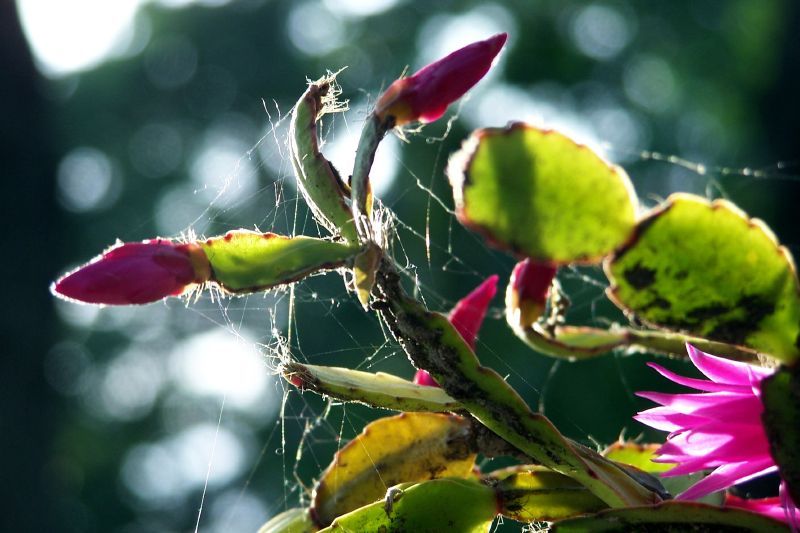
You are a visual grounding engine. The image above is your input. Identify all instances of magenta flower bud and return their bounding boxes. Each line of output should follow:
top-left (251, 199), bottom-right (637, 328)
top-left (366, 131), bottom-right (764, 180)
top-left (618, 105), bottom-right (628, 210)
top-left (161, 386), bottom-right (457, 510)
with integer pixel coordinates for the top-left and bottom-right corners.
top-left (415, 275), bottom-right (498, 388)
top-left (375, 33), bottom-right (507, 126)
top-left (506, 258), bottom-right (558, 326)
top-left (53, 239), bottom-right (211, 305)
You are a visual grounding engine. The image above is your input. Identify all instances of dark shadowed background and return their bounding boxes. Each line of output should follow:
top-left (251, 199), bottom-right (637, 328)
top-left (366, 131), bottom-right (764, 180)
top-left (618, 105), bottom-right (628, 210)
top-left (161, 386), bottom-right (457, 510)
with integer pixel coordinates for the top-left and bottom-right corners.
top-left (2, 0), bottom-right (799, 531)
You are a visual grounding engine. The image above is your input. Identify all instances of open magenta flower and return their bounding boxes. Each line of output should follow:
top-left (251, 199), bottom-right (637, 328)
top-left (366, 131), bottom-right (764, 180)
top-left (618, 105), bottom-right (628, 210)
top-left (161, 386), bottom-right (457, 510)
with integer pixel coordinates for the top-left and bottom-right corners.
top-left (414, 275), bottom-right (498, 386)
top-left (634, 344), bottom-right (786, 502)
top-left (53, 239), bottom-right (211, 305)
top-left (375, 33), bottom-right (507, 126)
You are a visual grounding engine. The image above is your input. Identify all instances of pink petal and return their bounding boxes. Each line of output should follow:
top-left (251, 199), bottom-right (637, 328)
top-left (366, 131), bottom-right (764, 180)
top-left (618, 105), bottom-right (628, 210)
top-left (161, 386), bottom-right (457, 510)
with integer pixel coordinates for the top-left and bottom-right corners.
top-left (634, 406), bottom-right (710, 432)
top-left (448, 275), bottom-right (498, 349)
top-left (646, 362), bottom-right (746, 393)
top-left (725, 494), bottom-right (796, 524)
top-left (686, 344), bottom-right (771, 386)
top-left (635, 391), bottom-right (762, 420)
top-left (676, 460), bottom-right (777, 500)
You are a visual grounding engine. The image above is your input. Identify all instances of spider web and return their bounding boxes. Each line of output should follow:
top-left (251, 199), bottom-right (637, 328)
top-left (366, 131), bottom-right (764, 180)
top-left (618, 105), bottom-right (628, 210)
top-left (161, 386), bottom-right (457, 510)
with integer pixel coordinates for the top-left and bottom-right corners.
top-left (111, 87), bottom-right (800, 532)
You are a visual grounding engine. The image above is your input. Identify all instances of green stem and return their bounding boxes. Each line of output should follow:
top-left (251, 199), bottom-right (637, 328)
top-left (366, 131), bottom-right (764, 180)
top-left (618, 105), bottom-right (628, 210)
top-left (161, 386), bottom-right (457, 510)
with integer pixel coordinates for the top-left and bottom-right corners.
top-left (350, 114), bottom-right (392, 242)
top-left (373, 260), bottom-right (660, 508)
top-left (511, 322), bottom-right (760, 363)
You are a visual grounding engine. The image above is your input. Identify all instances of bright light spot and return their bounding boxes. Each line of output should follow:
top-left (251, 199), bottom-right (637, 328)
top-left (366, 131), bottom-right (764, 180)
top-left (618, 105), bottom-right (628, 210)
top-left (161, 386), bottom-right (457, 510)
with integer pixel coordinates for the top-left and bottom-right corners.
top-left (143, 35), bottom-right (198, 90)
top-left (465, 82), bottom-right (605, 158)
top-left (569, 4), bottom-right (634, 60)
top-left (416, 4), bottom-right (514, 67)
top-left (325, 105), bottom-right (400, 198)
top-left (95, 349), bottom-right (165, 421)
top-left (190, 129), bottom-right (258, 209)
top-left (129, 122), bottom-right (184, 178)
top-left (44, 341), bottom-right (91, 396)
top-left (17, 0), bottom-right (140, 77)
top-left (156, 0), bottom-right (233, 7)
top-left (257, 119), bottom-right (291, 178)
top-left (623, 55), bottom-right (679, 113)
top-left (321, 0), bottom-right (400, 18)
top-left (288, 2), bottom-right (345, 56)
top-left (206, 489), bottom-right (269, 533)
top-left (169, 329), bottom-right (276, 412)
top-left (54, 298), bottom-right (100, 328)
top-left (589, 106), bottom-right (650, 157)
top-left (154, 183), bottom-right (210, 236)
top-left (464, 83), bottom-right (541, 128)
top-left (121, 423), bottom-right (247, 505)
top-left (56, 147), bottom-right (121, 213)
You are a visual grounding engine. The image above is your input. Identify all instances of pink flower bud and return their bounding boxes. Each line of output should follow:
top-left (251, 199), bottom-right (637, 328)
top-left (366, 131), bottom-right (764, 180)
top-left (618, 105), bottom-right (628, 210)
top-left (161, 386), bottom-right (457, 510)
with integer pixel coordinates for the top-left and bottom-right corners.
top-left (415, 275), bottom-right (498, 388)
top-left (375, 33), bottom-right (507, 126)
top-left (506, 259), bottom-right (558, 325)
top-left (53, 239), bottom-right (211, 305)
top-left (413, 369), bottom-right (439, 387)
top-left (448, 274), bottom-right (498, 350)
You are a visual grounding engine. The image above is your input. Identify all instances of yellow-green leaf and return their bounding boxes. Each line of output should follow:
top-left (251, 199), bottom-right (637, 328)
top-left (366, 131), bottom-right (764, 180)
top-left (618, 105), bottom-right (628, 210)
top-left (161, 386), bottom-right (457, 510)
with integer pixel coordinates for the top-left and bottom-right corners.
top-left (320, 478), bottom-right (496, 533)
top-left (602, 442), bottom-right (674, 475)
top-left (448, 123), bottom-right (637, 264)
top-left (605, 193), bottom-right (800, 362)
top-left (311, 412), bottom-right (477, 527)
top-left (490, 466), bottom-right (607, 522)
top-left (282, 361), bottom-right (461, 412)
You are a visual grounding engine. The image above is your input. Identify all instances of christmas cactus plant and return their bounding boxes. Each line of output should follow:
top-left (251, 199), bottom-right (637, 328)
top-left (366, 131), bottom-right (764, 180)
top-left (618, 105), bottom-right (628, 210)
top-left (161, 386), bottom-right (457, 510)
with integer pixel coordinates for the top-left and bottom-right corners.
top-left (54, 34), bottom-right (800, 531)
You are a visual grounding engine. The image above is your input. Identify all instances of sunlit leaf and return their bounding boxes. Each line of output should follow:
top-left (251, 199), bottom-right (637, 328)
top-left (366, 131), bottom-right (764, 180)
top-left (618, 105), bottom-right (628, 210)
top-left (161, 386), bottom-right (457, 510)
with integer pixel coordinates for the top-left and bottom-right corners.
top-left (448, 123), bottom-right (637, 263)
top-left (311, 412), bottom-right (477, 527)
top-left (282, 361), bottom-right (461, 412)
top-left (551, 501), bottom-right (789, 532)
top-left (489, 465), bottom-right (607, 522)
top-left (320, 478), bottom-right (496, 533)
top-left (602, 442), bottom-right (673, 475)
top-left (200, 230), bottom-right (358, 293)
top-left (605, 193), bottom-right (800, 362)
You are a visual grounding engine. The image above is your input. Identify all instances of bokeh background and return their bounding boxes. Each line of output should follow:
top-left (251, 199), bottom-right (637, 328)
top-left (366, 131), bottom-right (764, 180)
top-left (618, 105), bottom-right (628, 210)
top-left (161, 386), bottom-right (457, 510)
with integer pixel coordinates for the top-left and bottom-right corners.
top-left (4, 0), bottom-right (799, 531)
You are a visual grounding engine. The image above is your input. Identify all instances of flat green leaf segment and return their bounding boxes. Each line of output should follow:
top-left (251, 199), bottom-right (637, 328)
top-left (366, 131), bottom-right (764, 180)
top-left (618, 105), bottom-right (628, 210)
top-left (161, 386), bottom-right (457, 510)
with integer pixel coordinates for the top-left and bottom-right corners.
top-left (761, 365), bottom-right (800, 507)
top-left (201, 230), bottom-right (358, 293)
top-left (602, 442), bottom-right (674, 475)
top-left (490, 466), bottom-right (607, 522)
top-left (606, 193), bottom-right (800, 362)
top-left (320, 478), bottom-right (496, 533)
top-left (448, 123), bottom-right (637, 263)
top-left (551, 501), bottom-right (789, 532)
top-left (282, 361), bottom-right (461, 412)
top-left (311, 412), bottom-right (477, 527)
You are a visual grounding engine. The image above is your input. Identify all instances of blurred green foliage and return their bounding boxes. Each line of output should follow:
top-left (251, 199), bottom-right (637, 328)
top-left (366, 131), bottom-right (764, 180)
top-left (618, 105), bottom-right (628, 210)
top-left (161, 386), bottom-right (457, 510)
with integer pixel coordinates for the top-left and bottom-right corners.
top-left (7, 0), bottom-right (799, 530)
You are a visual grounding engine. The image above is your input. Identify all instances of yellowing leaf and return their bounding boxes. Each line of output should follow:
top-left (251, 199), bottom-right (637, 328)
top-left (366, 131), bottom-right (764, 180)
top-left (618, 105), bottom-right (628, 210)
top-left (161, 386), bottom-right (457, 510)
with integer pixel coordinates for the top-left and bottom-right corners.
top-left (311, 412), bottom-right (476, 527)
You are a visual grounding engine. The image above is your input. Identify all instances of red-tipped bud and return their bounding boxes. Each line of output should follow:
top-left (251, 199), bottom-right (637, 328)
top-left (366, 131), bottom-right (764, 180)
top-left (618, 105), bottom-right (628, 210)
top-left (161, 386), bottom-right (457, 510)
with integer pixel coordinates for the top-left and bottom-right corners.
top-left (413, 369), bottom-right (439, 387)
top-left (506, 259), bottom-right (558, 327)
top-left (449, 274), bottom-right (499, 349)
top-left (414, 275), bottom-right (498, 388)
top-left (375, 33), bottom-right (507, 126)
top-left (53, 239), bottom-right (211, 305)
